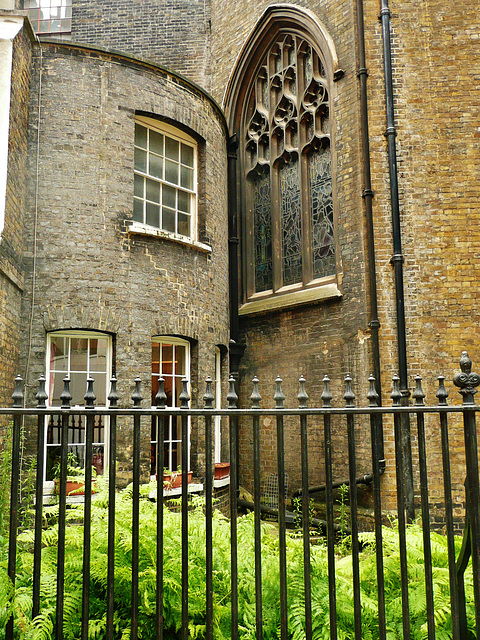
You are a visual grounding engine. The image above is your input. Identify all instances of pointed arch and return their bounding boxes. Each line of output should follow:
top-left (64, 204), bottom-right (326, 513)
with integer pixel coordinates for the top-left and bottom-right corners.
top-left (226, 5), bottom-right (343, 312)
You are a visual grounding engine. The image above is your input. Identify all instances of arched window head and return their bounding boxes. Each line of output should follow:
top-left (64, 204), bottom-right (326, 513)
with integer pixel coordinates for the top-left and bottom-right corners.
top-left (226, 7), bottom-right (342, 313)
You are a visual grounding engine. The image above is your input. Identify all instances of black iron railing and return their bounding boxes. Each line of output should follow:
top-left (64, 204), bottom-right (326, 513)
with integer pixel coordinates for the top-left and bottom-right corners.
top-left (2, 353), bottom-right (480, 639)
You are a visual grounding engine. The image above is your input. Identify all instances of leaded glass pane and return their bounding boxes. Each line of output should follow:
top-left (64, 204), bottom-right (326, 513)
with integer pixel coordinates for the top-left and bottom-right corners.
top-left (244, 34), bottom-right (334, 296)
top-left (310, 146), bottom-right (335, 279)
top-left (253, 172), bottom-right (273, 292)
top-left (280, 159), bottom-right (302, 286)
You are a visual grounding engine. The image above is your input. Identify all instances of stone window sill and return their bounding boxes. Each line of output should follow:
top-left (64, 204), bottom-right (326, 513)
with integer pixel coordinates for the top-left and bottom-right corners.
top-left (239, 282), bottom-right (342, 316)
top-left (127, 221), bottom-right (212, 253)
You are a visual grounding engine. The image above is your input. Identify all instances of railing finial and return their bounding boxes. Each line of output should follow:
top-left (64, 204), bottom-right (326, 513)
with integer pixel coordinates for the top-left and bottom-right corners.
top-left (298, 376), bottom-right (309, 408)
top-left (436, 375), bottom-right (448, 406)
top-left (343, 373), bottom-right (355, 407)
top-left (204, 376), bottom-right (214, 409)
top-left (321, 375), bottom-right (332, 408)
top-left (108, 377), bottom-right (119, 408)
top-left (36, 375), bottom-right (48, 408)
top-left (274, 376), bottom-right (285, 409)
top-left (84, 376), bottom-right (96, 409)
top-left (179, 378), bottom-right (190, 409)
top-left (391, 374), bottom-right (401, 406)
top-left (131, 377), bottom-right (143, 408)
top-left (367, 374), bottom-right (379, 407)
top-left (412, 375), bottom-right (425, 406)
top-left (60, 376), bottom-right (72, 409)
top-left (227, 375), bottom-right (238, 409)
top-left (154, 377), bottom-right (166, 409)
top-left (453, 351), bottom-right (480, 405)
top-left (250, 376), bottom-right (261, 409)
top-left (12, 375), bottom-right (23, 408)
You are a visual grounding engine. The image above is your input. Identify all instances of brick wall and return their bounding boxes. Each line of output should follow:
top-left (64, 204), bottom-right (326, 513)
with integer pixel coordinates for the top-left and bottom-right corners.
top-left (21, 42), bottom-right (230, 480)
top-left (70, 0), bottom-right (212, 90)
top-left (0, 21), bottom-right (32, 437)
top-left (210, 0), bottom-right (374, 495)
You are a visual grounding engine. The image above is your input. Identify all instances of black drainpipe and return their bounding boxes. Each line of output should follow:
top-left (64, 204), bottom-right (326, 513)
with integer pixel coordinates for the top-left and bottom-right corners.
top-left (379, 0), bottom-right (414, 520)
top-left (356, 0), bottom-right (384, 464)
top-left (227, 134), bottom-right (246, 378)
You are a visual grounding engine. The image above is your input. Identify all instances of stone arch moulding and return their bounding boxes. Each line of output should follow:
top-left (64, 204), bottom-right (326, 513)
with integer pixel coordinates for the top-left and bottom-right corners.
top-left (223, 3), bottom-right (343, 129)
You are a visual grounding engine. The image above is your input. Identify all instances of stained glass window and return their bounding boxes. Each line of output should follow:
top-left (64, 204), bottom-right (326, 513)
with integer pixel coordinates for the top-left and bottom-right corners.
top-left (243, 34), bottom-right (336, 299)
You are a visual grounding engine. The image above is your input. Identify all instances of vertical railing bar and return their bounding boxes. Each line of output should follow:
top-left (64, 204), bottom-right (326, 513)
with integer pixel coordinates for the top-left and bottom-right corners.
top-left (462, 406), bottom-right (480, 632)
top-left (180, 378), bottom-right (190, 640)
top-left (412, 377), bottom-right (435, 639)
top-left (436, 374), bottom-right (461, 640)
top-left (251, 377), bottom-right (263, 640)
top-left (33, 376), bottom-right (47, 620)
top-left (155, 377), bottom-right (166, 640)
top-left (298, 376), bottom-right (313, 640)
top-left (227, 377), bottom-right (239, 640)
top-left (392, 375), bottom-right (411, 640)
top-left (274, 377), bottom-right (287, 640)
top-left (344, 375), bottom-right (362, 640)
top-left (322, 376), bottom-right (337, 640)
top-left (106, 378), bottom-right (118, 640)
top-left (367, 375), bottom-right (386, 640)
top-left (156, 413), bottom-right (165, 640)
top-left (131, 378), bottom-right (142, 640)
top-left (6, 376), bottom-right (23, 640)
top-left (80, 378), bottom-right (95, 640)
top-left (204, 377), bottom-right (214, 640)
top-left (55, 377), bottom-right (71, 640)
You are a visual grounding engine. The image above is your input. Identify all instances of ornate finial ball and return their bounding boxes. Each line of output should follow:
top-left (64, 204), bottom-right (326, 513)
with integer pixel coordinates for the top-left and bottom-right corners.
top-left (454, 352), bottom-right (480, 401)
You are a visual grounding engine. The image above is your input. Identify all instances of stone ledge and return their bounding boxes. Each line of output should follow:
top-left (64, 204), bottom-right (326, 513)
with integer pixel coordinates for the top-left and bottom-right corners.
top-left (239, 282), bottom-right (342, 316)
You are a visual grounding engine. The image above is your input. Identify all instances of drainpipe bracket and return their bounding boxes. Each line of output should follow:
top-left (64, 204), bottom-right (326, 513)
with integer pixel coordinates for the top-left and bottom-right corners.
top-left (384, 126), bottom-right (397, 138)
top-left (362, 188), bottom-right (375, 199)
top-left (357, 67), bottom-right (369, 78)
top-left (390, 253), bottom-right (404, 265)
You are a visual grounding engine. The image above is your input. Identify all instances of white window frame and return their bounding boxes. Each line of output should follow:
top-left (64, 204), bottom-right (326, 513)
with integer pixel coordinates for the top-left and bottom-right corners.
top-left (133, 116), bottom-right (198, 242)
top-left (44, 330), bottom-right (112, 484)
top-left (151, 337), bottom-right (191, 474)
top-left (25, 0), bottom-right (72, 35)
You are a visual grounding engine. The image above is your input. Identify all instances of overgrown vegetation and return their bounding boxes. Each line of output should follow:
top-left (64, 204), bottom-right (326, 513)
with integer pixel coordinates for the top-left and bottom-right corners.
top-left (0, 476), bottom-right (475, 640)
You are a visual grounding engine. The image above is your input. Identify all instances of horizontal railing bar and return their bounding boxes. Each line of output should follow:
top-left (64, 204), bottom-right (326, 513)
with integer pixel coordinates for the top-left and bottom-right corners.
top-left (0, 405), bottom-right (474, 416)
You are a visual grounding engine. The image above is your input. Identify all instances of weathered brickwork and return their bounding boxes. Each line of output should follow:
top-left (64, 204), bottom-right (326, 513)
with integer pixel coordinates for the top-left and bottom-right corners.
top-left (1, 0), bottom-right (478, 518)
top-left (359, 0), bottom-right (480, 514)
top-left (20, 42), bottom-right (230, 479)
top-left (210, 0), bottom-right (374, 495)
top-left (70, 0), bottom-right (212, 90)
top-left (0, 21), bottom-right (33, 436)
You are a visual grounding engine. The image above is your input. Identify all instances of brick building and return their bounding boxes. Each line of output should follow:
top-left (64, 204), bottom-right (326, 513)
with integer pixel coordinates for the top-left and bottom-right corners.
top-left (0, 0), bottom-right (478, 505)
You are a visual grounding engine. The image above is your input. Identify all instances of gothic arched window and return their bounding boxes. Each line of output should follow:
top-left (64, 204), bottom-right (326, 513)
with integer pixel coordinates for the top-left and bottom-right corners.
top-left (226, 7), bottom-right (342, 313)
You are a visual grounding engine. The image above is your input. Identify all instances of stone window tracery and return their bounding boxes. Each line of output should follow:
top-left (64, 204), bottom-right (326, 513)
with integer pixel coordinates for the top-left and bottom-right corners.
top-left (243, 34), bottom-right (336, 302)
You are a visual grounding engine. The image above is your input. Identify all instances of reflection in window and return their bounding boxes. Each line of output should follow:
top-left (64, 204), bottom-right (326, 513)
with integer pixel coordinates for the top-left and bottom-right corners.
top-left (134, 117), bottom-right (197, 239)
top-left (151, 338), bottom-right (190, 476)
top-left (45, 331), bottom-right (111, 481)
top-left (244, 34), bottom-right (335, 298)
top-left (25, 0), bottom-right (72, 35)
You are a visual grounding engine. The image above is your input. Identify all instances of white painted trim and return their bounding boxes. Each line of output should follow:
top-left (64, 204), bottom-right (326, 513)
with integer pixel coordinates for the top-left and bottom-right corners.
top-left (0, 16), bottom-right (23, 242)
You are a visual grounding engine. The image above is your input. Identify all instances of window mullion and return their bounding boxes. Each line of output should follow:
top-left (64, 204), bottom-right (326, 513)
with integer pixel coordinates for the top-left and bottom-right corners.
top-left (300, 152), bottom-right (313, 284)
top-left (271, 166), bottom-right (282, 291)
